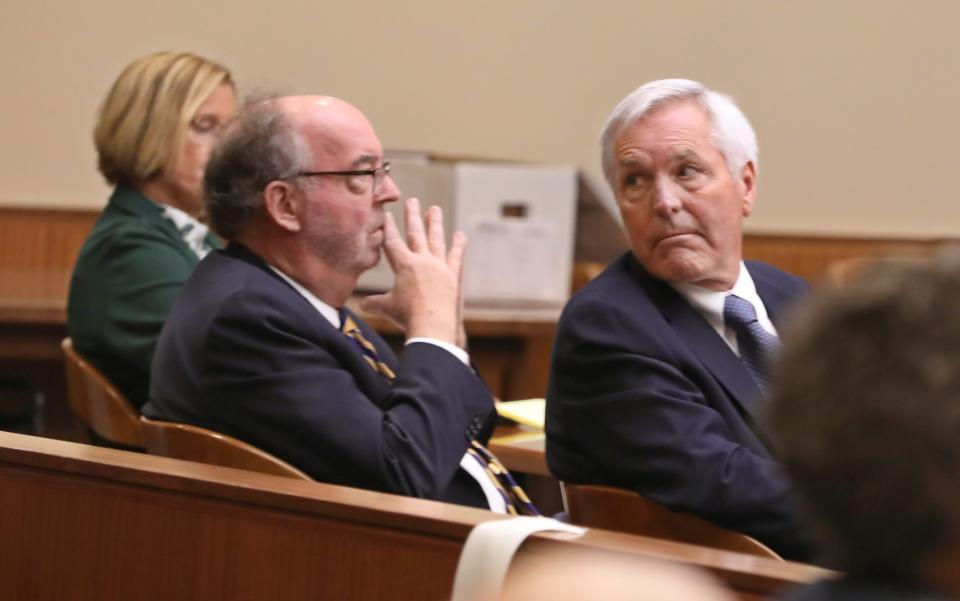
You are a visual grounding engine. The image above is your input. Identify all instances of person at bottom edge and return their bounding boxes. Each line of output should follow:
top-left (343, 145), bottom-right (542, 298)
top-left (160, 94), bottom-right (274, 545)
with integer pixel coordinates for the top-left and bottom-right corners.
top-left (771, 253), bottom-right (960, 600)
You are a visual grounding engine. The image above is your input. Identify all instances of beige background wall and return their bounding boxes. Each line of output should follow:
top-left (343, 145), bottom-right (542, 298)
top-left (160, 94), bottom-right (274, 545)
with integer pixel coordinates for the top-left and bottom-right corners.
top-left (1, 1), bottom-right (957, 237)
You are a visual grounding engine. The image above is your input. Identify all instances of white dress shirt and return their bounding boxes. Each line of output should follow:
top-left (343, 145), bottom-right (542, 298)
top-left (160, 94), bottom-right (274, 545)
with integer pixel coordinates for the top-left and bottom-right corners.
top-left (672, 261), bottom-right (778, 357)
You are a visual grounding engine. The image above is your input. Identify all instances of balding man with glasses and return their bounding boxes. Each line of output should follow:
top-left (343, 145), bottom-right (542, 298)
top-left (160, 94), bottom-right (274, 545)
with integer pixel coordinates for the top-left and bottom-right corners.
top-left (144, 96), bottom-right (530, 513)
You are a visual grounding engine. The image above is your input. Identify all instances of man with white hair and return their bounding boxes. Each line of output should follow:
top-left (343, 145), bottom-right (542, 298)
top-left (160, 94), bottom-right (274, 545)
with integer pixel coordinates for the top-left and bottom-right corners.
top-left (546, 79), bottom-right (813, 559)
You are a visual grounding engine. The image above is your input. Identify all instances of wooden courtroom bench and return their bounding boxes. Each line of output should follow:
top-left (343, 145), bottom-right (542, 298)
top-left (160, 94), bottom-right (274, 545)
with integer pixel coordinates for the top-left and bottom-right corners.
top-left (0, 431), bottom-right (827, 601)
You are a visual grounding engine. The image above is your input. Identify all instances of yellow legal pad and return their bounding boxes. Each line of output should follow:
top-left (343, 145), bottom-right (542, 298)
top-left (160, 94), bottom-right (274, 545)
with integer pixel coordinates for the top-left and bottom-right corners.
top-left (494, 398), bottom-right (546, 430)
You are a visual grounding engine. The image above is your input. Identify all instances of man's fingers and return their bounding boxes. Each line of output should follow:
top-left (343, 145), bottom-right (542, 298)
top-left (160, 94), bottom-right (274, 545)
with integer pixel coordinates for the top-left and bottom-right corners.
top-left (379, 212), bottom-right (406, 272)
top-left (425, 205), bottom-right (446, 257)
top-left (447, 230), bottom-right (467, 275)
top-left (404, 197), bottom-right (427, 252)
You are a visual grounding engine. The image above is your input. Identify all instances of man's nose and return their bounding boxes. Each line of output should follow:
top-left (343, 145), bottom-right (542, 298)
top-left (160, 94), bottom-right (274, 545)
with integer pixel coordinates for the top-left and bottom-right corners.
top-left (652, 177), bottom-right (682, 214)
top-left (374, 173), bottom-right (399, 204)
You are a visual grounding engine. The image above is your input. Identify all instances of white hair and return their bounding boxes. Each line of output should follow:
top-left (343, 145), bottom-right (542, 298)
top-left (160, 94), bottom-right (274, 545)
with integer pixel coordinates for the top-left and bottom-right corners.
top-left (599, 78), bottom-right (758, 186)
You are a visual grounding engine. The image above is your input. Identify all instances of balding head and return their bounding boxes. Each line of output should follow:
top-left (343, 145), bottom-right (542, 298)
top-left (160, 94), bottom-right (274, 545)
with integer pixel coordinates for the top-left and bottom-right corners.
top-left (274, 96), bottom-right (385, 181)
top-left (204, 95), bottom-right (384, 237)
top-left (276, 95), bottom-right (370, 134)
top-left (203, 93), bottom-right (399, 301)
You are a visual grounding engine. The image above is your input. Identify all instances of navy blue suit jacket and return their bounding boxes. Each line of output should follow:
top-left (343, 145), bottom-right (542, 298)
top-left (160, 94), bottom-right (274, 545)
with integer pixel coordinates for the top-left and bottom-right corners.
top-left (144, 243), bottom-right (494, 508)
top-left (781, 579), bottom-right (948, 601)
top-left (546, 251), bottom-right (813, 559)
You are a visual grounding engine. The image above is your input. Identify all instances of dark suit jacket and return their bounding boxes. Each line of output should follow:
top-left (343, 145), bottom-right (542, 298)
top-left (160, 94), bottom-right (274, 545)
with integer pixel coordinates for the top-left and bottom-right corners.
top-left (781, 579), bottom-right (948, 601)
top-left (67, 185), bottom-right (221, 407)
top-left (546, 251), bottom-right (812, 560)
top-left (143, 243), bottom-right (495, 508)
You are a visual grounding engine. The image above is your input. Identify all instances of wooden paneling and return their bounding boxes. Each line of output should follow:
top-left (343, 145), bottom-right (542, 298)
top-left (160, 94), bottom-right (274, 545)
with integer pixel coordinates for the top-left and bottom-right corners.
top-left (0, 207), bottom-right (954, 306)
top-left (0, 205), bottom-right (952, 433)
top-left (0, 206), bottom-right (560, 400)
top-left (0, 207), bottom-right (96, 306)
top-left (742, 233), bottom-right (947, 285)
top-left (0, 207), bottom-right (95, 368)
top-left (0, 431), bottom-right (828, 600)
top-left (1, 205), bottom-right (950, 326)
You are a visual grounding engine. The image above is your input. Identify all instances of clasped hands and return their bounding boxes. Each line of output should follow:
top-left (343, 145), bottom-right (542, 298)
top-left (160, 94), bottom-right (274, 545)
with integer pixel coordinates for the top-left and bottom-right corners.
top-left (361, 198), bottom-right (467, 348)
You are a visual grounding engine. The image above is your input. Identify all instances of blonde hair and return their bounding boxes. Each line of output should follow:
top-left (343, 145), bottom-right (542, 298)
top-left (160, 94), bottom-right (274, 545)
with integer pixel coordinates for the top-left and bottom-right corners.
top-left (94, 51), bottom-right (233, 186)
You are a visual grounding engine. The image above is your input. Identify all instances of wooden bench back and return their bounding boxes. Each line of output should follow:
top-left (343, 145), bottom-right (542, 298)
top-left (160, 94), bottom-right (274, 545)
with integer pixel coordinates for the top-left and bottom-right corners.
top-left (140, 417), bottom-right (310, 480)
top-left (61, 337), bottom-right (143, 448)
top-left (0, 431), bottom-right (828, 601)
top-left (563, 483), bottom-right (781, 559)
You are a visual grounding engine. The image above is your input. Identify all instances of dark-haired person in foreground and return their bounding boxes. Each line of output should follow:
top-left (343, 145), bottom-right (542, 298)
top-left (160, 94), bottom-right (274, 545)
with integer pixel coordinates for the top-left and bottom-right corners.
top-left (144, 96), bottom-right (533, 513)
top-left (770, 252), bottom-right (960, 600)
top-left (546, 79), bottom-right (813, 560)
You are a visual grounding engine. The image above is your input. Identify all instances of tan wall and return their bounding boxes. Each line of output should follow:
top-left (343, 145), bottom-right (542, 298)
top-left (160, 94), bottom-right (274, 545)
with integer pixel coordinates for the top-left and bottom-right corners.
top-left (1, 1), bottom-right (957, 237)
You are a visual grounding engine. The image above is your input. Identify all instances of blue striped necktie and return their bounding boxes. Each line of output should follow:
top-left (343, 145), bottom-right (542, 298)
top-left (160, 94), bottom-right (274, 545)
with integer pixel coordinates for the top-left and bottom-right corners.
top-left (723, 294), bottom-right (780, 392)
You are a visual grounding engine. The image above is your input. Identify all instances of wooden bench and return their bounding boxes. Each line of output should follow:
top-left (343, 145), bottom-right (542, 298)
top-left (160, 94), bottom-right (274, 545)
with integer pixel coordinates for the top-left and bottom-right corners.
top-left (0, 431), bottom-right (828, 601)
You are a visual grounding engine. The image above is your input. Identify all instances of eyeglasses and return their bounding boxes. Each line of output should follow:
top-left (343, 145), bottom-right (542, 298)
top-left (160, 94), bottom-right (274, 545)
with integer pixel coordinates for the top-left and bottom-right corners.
top-left (296, 162), bottom-right (392, 193)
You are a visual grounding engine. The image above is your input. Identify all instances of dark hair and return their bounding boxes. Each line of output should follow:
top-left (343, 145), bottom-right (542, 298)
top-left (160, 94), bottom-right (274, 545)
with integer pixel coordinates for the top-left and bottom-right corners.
top-left (768, 249), bottom-right (960, 582)
top-left (204, 99), bottom-right (308, 239)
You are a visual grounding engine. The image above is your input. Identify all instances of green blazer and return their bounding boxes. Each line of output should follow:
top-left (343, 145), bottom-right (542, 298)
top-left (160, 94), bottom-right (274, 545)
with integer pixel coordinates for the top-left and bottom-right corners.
top-left (67, 185), bottom-right (222, 408)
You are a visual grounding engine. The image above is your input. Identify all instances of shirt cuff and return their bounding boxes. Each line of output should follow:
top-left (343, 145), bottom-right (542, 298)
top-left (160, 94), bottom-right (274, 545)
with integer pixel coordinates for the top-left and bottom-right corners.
top-left (405, 337), bottom-right (470, 366)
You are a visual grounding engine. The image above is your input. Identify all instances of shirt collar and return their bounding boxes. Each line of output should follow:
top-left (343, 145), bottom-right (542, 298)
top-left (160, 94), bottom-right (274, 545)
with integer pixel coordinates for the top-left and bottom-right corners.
top-left (161, 204), bottom-right (211, 258)
top-left (672, 261), bottom-right (775, 336)
top-left (267, 265), bottom-right (341, 329)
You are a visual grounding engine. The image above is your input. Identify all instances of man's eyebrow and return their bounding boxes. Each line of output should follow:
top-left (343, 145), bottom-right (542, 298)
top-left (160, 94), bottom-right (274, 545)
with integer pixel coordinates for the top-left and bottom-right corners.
top-left (617, 156), bottom-right (650, 170)
top-left (674, 149), bottom-right (703, 162)
top-left (351, 154), bottom-right (378, 168)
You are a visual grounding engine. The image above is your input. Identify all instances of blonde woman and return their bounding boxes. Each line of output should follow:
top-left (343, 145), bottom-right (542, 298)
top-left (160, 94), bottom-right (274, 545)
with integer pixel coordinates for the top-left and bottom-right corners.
top-left (68, 52), bottom-right (235, 414)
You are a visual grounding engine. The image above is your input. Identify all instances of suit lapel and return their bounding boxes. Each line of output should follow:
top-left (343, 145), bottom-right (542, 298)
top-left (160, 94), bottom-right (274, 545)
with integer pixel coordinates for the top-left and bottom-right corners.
top-left (749, 262), bottom-right (796, 330)
top-left (225, 242), bottom-right (341, 335)
top-left (634, 259), bottom-right (765, 420)
top-left (224, 243), bottom-right (398, 399)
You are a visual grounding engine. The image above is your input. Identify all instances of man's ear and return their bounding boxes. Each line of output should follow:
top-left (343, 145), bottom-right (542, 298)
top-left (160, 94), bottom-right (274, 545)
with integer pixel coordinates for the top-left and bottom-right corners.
top-left (262, 180), bottom-right (302, 232)
top-left (739, 160), bottom-right (757, 217)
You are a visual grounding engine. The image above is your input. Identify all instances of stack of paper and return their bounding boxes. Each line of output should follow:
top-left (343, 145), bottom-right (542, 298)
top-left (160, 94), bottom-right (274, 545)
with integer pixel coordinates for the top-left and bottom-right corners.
top-left (494, 398), bottom-right (546, 430)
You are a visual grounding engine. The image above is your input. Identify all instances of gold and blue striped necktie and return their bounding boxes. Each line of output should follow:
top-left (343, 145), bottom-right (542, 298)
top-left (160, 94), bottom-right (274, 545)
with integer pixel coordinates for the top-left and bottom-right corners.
top-left (339, 310), bottom-right (539, 516)
top-left (466, 440), bottom-right (540, 516)
top-left (341, 314), bottom-right (397, 380)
